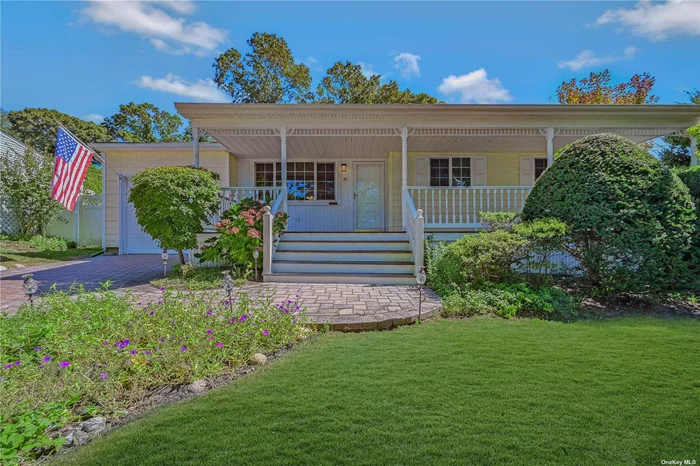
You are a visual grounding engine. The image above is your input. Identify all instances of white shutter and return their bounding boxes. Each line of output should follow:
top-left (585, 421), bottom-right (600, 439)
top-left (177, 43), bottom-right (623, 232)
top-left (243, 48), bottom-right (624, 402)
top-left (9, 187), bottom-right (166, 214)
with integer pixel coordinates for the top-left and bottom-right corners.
top-left (415, 156), bottom-right (429, 186)
top-left (471, 156), bottom-right (487, 186)
top-left (520, 156), bottom-right (535, 186)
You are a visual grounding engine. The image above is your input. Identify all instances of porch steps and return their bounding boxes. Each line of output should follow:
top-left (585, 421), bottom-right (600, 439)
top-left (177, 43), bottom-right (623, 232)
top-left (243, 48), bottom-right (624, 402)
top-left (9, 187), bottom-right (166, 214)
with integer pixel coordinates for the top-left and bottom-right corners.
top-left (266, 232), bottom-right (416, 285)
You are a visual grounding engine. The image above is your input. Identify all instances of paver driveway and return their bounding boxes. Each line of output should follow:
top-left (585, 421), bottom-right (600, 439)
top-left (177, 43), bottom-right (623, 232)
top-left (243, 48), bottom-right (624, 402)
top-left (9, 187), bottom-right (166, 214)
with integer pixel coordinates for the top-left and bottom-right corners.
top-left (0, 255), bottom-right (177, 313)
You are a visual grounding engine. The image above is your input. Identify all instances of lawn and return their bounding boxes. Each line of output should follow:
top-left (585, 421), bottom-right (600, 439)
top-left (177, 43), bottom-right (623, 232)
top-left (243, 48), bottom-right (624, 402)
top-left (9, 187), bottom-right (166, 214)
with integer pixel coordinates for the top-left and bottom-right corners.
top-left (53, 317), bottom-right (700, 465)
top-left (0, 239), bottom-right (100, 269)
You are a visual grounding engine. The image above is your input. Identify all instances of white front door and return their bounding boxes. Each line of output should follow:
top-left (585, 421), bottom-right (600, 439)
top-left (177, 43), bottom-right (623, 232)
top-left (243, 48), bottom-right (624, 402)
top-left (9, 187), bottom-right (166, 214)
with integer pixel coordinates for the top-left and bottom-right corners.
top-left (121, 177), bottom-right (161, 254)
top-left (354, 162), bottom-right (385, 231)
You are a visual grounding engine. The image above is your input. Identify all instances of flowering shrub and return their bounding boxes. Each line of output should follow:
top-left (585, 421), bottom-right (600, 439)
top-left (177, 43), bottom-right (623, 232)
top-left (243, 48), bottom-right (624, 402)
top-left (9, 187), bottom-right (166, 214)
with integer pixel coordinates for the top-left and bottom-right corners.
top-left (0, 285), bottom-right (312, 463)
top-left (197, 197), bottom-right (288, 267)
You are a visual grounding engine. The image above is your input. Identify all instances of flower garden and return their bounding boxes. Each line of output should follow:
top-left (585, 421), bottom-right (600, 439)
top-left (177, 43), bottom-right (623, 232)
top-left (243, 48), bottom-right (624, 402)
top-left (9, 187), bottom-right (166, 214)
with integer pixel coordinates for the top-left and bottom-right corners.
top-left (0, 284), bottom-right (313, 464)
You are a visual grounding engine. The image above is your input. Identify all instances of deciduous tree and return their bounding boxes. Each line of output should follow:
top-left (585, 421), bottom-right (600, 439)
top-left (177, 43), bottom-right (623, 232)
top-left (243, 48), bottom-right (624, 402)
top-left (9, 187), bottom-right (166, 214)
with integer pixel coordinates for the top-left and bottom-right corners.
top-left (214, 32), bottom-right (313, 103)
top-left (102, 102), bottom-right (185, 143)
top-left (556, 70), bottom-right (659, 105)
top-left (658, 90), bottom-right (700, 167)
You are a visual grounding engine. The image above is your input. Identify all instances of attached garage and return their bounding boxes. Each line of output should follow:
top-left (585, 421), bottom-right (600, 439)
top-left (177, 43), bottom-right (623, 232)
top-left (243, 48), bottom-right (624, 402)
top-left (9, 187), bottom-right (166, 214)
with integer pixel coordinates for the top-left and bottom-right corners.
top-left (92, 143), bottom-right (238, 255)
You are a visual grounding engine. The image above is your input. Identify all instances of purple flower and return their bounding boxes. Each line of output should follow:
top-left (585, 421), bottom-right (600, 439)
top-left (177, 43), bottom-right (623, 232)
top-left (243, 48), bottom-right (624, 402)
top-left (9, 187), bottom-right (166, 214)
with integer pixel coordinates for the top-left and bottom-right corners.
top-left (263, 330), bottom-right (270, 336)
top-left (13, 360), bottom-right (21, 366)
top-left (230, 318), bottom-right (236, 324)
top-left (208, 337), bottom-right (214, 341)
top-left (42, 356), bottom-right (52, 363)
top-left (33, 346), bottom-right (42, 351)
top-left (215, 342), bottom-right (223, 348)
top-left (206, 311), bottom-right (212, 316)
top-left (3, 364), bottom-right (12, 370)
top-left (239, 315), bottom-right (248, 322)
top-left (59, 361), bottom-right (70, 368)
top-left (180, 346), bottom-right (188, 352)
top-left (130, 350), bottom-right (138, 355)
top-left (224, 299), bottom-right (230, 306)
top-left (144, 350), bottom-right (152, 355)
top-left (149, 311), bottom-right (155, 316)
top-left (115, 339), bottom-right (130, 349)
top-left (206, 329), bottom-right (212, 335)
top-left (100, 372), bottom-right (107, 379)
top-left (83, 315), bottom-right (89, 321)
top-left (102, 340), bottom-right (109, 345)
top-left (159, 287), bottom-right (165, 291)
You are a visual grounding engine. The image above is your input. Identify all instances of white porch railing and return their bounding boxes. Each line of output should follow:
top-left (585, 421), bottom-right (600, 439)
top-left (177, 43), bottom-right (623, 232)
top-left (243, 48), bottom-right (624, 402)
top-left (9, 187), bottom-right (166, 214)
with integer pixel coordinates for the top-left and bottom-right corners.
top-left (403, 187), bottom-right (424, 276)
top-left (406, 186), bottom-right (532, 228)
top-left (210, 186), bottom-right (283, 225)
top-left (263, 187), bottom-right (288, 275)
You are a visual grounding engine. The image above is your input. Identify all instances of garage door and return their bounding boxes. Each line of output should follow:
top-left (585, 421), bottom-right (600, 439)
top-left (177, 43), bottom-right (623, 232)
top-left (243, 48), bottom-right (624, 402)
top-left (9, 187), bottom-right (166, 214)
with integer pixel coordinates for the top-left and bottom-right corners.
top-left (123, 178), bottom-right (161, 254)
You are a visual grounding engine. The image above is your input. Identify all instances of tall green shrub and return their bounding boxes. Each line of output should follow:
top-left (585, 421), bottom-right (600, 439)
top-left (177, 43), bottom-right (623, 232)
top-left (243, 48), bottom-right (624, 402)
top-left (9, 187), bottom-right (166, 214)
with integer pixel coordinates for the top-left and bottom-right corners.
top-left (128, 166), bottom-right (220, 264)
top-left (522, 133), bottom-right (697, 294)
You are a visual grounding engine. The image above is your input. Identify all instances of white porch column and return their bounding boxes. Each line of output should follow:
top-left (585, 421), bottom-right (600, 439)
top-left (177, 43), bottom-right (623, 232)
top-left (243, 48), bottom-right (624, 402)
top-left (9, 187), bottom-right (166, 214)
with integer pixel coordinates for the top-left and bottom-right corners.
top-left (262, 206), bottom-right (273, 275)
top-left (691, 137), bottom-right (698, 166)
top-left (192, 126), bottom-right (200, 168)
top-left (280, 126), bottom-right (288, 211)
top-left (545, 126), bottom-right (554, 166)
top-left (401, 126), bottom-right (408, 230)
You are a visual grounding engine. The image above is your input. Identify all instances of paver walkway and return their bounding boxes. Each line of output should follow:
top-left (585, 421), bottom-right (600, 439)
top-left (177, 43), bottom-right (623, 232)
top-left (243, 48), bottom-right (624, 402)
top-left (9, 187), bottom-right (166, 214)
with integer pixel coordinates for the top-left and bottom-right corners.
top-left (126, 283), bottom-right (441, 331)
top-left (1, 256), bottom-right (441, 330)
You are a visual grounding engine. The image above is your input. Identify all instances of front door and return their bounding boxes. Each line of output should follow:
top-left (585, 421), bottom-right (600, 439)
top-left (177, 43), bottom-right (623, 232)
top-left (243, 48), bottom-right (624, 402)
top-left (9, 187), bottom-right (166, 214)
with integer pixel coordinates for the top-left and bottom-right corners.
top-left (354, 162), bottom-right (385, 230)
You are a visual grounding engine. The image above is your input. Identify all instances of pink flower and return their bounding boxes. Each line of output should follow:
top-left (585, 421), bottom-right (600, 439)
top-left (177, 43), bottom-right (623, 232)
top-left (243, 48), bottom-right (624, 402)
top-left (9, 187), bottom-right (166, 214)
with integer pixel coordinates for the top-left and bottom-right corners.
top-left (221, 219), bottom-right (231, 226)
top-left (263, 330), bottom-right (270, 336)
top-left (230, 226), bottom-right (240, 234)
top-left (239, 210), bottom-right (250, 218)
top-left (215, 221), bottom-right (223, 229)
top-left (247, 228), bottom-right (260, 239)
top-left (246, 217), bottom-right (255, 226)
top-left (206, 329), bottom-right (213, 335)
top-left (276, 212), bottom-right (285, 218)
top-left (215, 342), bottom-right (223, 348)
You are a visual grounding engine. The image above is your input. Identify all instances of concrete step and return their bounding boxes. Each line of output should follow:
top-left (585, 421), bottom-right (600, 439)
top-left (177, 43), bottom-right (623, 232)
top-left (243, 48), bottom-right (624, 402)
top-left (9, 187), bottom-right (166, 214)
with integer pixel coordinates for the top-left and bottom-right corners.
top-left (274, 250), bottom-right (414, 262)
top-left (276, 240), bottom-right (411, 251)
top-left (272, 260), bottom-right (414, 274)
top-left (264, 272), bottom-right (417, 285)
top-left (281, 232), bottom-right (408, 242)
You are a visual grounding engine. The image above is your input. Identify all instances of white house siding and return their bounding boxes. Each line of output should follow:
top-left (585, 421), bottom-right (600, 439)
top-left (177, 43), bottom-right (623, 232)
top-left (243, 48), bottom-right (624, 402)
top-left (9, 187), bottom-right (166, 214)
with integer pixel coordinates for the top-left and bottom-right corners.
top-left (0, 131), bottom-right (27, 234)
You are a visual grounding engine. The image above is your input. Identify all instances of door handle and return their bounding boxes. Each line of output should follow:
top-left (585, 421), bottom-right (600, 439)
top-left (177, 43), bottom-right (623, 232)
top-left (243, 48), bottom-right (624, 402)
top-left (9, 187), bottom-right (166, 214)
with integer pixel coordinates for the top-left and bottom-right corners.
top-left (353, 193), bottom-right (358, 199)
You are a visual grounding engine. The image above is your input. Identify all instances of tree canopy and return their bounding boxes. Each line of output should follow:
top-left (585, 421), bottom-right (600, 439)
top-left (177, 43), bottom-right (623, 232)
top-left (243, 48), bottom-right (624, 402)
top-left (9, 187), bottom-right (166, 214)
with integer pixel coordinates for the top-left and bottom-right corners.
top-left (214, 32), bottom-right (441, 104)
top-left (3, 108), bottom-right (111, 154)
top-left (214, 32), bottom-right (314, 103)
top-left (315, 61), bottom-right (439, 104)
top-left (556, 70), bottom-right (659, 105)
top-left (102, 102), bottom-right (186, 143)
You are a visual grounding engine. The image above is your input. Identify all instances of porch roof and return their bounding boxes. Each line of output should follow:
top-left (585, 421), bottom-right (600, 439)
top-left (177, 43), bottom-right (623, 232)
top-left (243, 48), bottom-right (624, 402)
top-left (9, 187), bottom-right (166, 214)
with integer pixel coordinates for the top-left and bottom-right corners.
top-left (175, 103), bottom-right (698, 160)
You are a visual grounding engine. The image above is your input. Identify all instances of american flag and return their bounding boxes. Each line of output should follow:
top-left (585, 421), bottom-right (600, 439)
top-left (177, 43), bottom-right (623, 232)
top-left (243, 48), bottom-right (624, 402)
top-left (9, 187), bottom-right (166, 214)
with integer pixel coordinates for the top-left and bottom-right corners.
top-left (51, 127), bottom-right (94, 211)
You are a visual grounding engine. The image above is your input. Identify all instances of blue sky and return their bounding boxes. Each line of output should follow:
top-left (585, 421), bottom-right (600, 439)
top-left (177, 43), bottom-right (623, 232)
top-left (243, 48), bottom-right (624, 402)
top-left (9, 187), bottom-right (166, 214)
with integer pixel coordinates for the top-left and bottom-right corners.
top-left (2, 1), bottom-right (699, 123)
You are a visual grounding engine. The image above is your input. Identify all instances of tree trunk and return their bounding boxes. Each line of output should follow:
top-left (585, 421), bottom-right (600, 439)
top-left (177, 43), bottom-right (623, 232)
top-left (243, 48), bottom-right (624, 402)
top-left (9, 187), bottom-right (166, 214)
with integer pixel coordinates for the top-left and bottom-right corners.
top-left (178, 249), bottom-right (185, 265)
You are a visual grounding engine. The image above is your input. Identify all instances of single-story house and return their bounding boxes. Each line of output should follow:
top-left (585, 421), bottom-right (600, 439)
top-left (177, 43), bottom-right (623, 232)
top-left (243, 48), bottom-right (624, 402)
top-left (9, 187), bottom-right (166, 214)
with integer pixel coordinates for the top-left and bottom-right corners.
top-left (92, 104), bottom-right (700, 284)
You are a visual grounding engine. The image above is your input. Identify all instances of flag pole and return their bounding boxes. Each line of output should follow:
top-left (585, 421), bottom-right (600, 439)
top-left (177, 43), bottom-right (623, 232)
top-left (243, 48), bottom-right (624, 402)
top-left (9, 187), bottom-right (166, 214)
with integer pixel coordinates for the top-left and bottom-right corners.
top-left (57, 125), bottom-right (120, 177)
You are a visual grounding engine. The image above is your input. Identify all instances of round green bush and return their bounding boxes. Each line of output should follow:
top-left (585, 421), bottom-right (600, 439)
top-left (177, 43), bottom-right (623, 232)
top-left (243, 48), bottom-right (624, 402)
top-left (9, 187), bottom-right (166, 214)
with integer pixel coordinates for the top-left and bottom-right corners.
top-left (522, 133), bottom-right (698, 294)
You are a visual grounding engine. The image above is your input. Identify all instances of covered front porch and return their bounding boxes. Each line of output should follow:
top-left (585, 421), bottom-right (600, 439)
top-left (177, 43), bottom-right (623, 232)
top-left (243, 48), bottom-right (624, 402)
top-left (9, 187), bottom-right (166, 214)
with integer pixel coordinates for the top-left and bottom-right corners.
top-left (176, 103), bottom-right (698, 281)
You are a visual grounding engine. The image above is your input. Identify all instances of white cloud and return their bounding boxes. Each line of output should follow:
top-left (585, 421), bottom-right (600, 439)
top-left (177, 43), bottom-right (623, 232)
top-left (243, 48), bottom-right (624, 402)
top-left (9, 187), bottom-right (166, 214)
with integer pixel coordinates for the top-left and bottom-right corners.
top-left (83, 113), bottom-right (104, 124)
top-left (393, 52), bottom-right (421, 79)
top-left (437, 69), bottom-right (513, 104)
top-left (557, 46), bottom-right (638, 71)
top-left (80, 1), bottom-right (227, 56)
top-left (358, 62), bottom-right (379, 78)
top-left (595, 0), bottom-right (700, 41)
top-left (305, 56), bottom-right (317, 65)
top-left (133, 74), bottom-right (229, 102)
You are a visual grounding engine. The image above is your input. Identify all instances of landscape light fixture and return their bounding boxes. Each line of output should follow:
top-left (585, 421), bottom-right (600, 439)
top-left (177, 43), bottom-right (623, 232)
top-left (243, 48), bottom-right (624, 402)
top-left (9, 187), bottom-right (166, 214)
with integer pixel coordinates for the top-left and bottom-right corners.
top-left (252, 249), bottom-right (260, 280)
top-left (161, 250), bottom-right (169, 277)
top-left (416, 266), bottom-right (427, 323)
top-left (222, 270), bottom-right (234, 313)
top-left (22, 273), bottom-right (38, 306)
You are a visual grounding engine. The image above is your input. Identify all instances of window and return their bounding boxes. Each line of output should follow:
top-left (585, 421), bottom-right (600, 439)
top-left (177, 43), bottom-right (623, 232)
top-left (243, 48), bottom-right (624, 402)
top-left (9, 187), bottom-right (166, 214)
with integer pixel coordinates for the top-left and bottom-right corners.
top-left (254, 162), bottom-right (335, 201)
top-left (430, 157), bottom-right (471, 187)
top-left (534, 158), bottom-right (548, 180)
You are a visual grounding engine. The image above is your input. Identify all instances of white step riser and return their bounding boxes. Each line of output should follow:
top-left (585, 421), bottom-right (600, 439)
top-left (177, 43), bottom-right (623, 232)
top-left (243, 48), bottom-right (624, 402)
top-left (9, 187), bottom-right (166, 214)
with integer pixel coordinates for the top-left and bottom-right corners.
top-left (275, 251), bottom-right (413, 262)
top-left (281, 232), bottom-right (407, 242)
top-left (277, 242), bottom-right (410, 252)
top-left (265, 274), bottom-right (417, 285)
top-left (272, 262), bottom-right (414, 274)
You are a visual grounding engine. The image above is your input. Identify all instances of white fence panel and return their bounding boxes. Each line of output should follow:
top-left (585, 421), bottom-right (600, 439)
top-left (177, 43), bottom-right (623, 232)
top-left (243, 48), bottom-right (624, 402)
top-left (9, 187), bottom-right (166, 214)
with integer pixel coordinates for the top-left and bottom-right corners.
top-left (46, 195), bottom-right (102, 246)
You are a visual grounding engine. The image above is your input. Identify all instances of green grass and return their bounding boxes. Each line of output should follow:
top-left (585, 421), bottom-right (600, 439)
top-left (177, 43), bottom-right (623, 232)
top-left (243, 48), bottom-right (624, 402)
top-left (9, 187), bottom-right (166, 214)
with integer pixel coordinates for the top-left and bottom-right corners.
top-left (53, 317), bottom-right (700, 465)
top-left (0, 239), bottom-right (100, 269)
top-left (150, 265), bottom-right (226, 290)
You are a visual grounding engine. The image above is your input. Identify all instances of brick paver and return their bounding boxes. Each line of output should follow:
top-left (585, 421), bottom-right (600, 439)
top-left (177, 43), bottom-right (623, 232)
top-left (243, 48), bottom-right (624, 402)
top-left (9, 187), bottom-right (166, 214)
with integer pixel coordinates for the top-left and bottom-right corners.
top-left (1, 256), bottom-right (441, 330)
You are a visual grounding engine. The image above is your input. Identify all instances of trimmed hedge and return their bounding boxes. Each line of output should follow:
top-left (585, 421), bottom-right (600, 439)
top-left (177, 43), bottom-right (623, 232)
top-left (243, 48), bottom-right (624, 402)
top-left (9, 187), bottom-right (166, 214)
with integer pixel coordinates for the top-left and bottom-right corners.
top-left (675, 166), bottom-right (700, 210)
top-left (522, 133), bottom-right (698, 294)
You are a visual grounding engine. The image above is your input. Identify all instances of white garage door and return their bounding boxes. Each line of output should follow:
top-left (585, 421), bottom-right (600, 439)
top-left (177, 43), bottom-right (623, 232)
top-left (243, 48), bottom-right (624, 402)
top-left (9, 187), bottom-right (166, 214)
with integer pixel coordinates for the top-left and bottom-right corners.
top-left (123, 179), bottom-right (161, 254)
